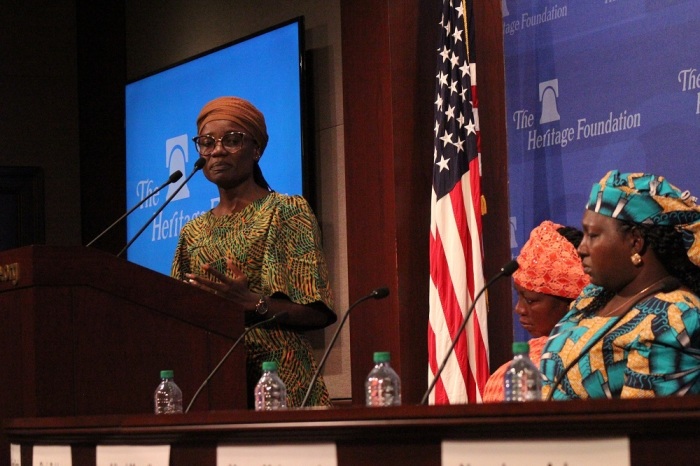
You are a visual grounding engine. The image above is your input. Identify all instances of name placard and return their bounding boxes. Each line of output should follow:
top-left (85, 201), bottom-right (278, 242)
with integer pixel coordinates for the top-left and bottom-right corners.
top-left (11, 444), bottom-right (20, 466)
top-left (217, 443), bottom-right (337, 466)
top-left (96, 445), bottom-right (170, 466)
top-left (442, 438), bottom-right (629, 466)
top-left (0, 262), bottom-right (19, 286)
top-left (32, 445), bottom-right (72, 466)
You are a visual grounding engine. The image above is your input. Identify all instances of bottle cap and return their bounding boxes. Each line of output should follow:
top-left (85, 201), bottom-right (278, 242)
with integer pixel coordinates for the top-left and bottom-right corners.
top-left (160, 370), bottom-right (174, 378)
top-left (373, 351), bottom-right (391, 363)
top-left (512, 342), bottom-right (530, 354)
top-left (262, 361), bottom-right (278, 371)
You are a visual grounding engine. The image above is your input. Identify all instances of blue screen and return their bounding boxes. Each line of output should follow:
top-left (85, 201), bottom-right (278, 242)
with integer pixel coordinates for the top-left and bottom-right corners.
top-left (125, 19), bottom-right (304, 276)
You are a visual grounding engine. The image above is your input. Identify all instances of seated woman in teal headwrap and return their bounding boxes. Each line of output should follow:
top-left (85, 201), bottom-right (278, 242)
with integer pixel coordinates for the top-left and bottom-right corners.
top-left (541, 170), bottom-right (700, 400)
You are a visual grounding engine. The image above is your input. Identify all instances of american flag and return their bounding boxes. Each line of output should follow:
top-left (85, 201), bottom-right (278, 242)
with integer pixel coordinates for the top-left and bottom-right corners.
top-left (428, 0), bottom-right (488, 404)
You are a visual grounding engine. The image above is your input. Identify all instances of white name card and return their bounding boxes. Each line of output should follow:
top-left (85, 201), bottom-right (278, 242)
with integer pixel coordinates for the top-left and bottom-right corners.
top-left (11, 444), bottom-right (21, 466)
top-left (442, 437), bottom-right (630, 466)
top-left (217, 443), bottom-right (337, 466)
top-left (96, 445), bottom-right (170, 466)
top-left (32, 445), bottom-right (72, 466)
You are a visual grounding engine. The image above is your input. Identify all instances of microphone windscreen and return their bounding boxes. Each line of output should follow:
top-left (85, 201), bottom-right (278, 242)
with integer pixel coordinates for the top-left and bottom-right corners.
top-left (501, 259), bottom-right (519, 276)
top-left (194, 157), bottom-right (206, 170)
top-left (169, 170), bottom-right (183, 183)
top-left (372, 287), bottom-right (390, 299)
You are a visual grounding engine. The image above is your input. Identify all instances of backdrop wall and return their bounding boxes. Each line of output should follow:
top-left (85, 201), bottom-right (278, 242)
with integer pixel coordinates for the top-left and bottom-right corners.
top-left (504, 0), bottom-right (700, 342)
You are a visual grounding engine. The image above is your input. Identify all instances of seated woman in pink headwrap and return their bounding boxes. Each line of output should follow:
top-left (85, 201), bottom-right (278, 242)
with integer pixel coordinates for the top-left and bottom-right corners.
top-left (172, 96), bottom-right (336, 408)
top-left (482, 220), bottom-right (589, 402)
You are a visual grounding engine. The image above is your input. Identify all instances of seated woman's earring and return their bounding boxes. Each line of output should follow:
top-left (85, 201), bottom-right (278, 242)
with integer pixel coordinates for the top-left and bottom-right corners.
top-left (631, 252), bottom-right (643, 266)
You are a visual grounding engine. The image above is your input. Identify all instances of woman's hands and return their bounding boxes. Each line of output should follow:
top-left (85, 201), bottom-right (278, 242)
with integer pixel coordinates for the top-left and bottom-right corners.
top-left (185, 257), bottom-right (333, 328)
top-left (185, 258), bottom-right (258, 310)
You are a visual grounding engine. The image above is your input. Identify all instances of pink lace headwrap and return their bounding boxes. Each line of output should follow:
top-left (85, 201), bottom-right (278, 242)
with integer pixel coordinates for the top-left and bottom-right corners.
top-left (512, 220), bottom-right (589, 299)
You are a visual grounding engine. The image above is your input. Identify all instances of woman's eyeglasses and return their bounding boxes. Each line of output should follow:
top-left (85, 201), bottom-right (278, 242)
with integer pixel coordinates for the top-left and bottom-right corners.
top-left (192, 131), bottom-right (252, 156)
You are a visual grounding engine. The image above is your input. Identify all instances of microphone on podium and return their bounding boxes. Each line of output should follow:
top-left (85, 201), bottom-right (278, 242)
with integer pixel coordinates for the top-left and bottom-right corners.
top-left (299, 286), bottom-right (390, 408)
top-left (118, 157), bottom-right (206, 258)
top-left (421, 260), bottom-right (519, 405)
top-left (185, 310), bottom-right (289, 414)
top-left (85, 170), bottom-right (183, 248)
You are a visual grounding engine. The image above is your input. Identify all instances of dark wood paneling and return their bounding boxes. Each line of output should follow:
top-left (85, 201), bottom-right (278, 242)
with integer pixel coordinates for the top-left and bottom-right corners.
top-left (388, 0), bottom-right (442, 406)
top-left (341, 0), bottom-right (401, 404)
top-left (341, 0), bottom-right (510, 403)
top-left (0, 167), bottom-right (45, 251)
top-left (338, 440), bottom-right (441, 466)
top-left (77, 1), bottom-right (126, 253)
top-left (473, 1), bottom-right (513, 371)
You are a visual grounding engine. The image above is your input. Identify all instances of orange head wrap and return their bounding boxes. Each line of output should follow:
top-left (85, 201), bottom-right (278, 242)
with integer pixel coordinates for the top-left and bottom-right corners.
top-left (512, 220), bottom-right (589, 299)
top-left (196, 96), bottom-right (269, 154)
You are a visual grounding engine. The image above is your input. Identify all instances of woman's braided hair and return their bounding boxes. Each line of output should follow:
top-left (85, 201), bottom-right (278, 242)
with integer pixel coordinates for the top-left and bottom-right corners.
top-left (630, 222), bottom-right (700, 296)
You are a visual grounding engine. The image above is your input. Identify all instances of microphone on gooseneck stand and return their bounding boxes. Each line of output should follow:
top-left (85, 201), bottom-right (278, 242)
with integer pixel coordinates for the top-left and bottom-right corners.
top-left (118, 157), bottom-right (206, 258)
top-left (421, 260), bottom-right (519, 405)
top-left (544, 276), bottom-right (681, 401)
top-left (85, 170), bottom-right (183, 247)
top-left (299, 286), bottom-right (390, 408)
top-left (185, 311), bottom-right (289, 414)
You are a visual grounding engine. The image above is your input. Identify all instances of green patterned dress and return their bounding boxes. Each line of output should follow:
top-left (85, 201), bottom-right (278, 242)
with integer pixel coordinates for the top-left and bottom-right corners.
top-left (172, 192), bottom-right (335, 407)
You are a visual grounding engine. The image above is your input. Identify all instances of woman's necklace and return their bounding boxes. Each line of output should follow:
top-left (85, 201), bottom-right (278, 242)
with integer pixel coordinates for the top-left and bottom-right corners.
top-left (596, 276), bottom-right (672, 318)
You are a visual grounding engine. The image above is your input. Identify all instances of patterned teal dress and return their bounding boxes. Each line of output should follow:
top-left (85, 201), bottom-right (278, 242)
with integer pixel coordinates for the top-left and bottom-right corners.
top-left (172, 192), bottom-right (336, 407)
top-left (541, 284), bottom-right (700, 400)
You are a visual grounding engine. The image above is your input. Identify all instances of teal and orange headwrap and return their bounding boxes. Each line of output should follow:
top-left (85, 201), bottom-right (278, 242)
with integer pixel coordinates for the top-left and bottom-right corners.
top-left (587, 170), bottom-right (700, 266)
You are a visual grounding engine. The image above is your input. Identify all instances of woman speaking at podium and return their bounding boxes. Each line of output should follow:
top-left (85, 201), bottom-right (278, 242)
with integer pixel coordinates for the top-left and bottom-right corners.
top-left (172, 96), bottom-right (336, 408)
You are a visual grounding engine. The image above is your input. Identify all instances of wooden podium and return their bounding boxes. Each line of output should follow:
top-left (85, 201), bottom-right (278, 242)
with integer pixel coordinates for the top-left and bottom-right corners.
top-left (0, 245), bottom-right (247, 465)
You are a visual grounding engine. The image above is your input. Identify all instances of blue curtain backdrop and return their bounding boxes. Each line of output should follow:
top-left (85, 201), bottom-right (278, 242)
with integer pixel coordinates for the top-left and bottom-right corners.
top-left (504, 0), bottom-right (700, 342)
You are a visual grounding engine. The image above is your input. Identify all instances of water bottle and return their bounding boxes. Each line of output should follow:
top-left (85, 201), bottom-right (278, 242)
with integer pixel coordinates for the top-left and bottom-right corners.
top-left (154, 370), bottom-right (183, 414)
top-left (365, 351), bottom-right (401, 406)
top-left (504, 342), bottom-right (542, 402)
top-left (254, 361), bottom-right (288, 411)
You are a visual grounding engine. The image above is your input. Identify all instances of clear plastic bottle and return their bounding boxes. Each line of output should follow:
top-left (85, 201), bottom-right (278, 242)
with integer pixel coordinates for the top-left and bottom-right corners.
top-left (365, 351), bottom-right (402, 406)
top-left (154, 369), bottom-right (183, 414)
top-left (504, 342), bottom-right (542, 402)
top-left (254, 361), bottom-right (288, 411)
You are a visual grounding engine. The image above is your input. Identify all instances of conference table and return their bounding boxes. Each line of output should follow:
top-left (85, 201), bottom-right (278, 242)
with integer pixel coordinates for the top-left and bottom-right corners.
top-left (5, 396), bottom-right (700, 465)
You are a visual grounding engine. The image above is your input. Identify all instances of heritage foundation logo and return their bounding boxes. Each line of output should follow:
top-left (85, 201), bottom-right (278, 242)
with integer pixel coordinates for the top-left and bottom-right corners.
top-left (165, 134), bottom-right (191, 201)
top-left (503, 3), bottom-right (568, 36)
top-left (139, 134), bottom-right (208, 243)
top-left (512, 79), bottom-right (642, 151)
top-left (539, 79), bottom-right (560, 124)
top-left (677, 67), bottom-right (700, 114)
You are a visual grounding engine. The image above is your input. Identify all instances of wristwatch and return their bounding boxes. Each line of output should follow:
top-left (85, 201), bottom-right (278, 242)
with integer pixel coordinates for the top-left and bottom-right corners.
top-left (255, 294), bottom-right (270, 316)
